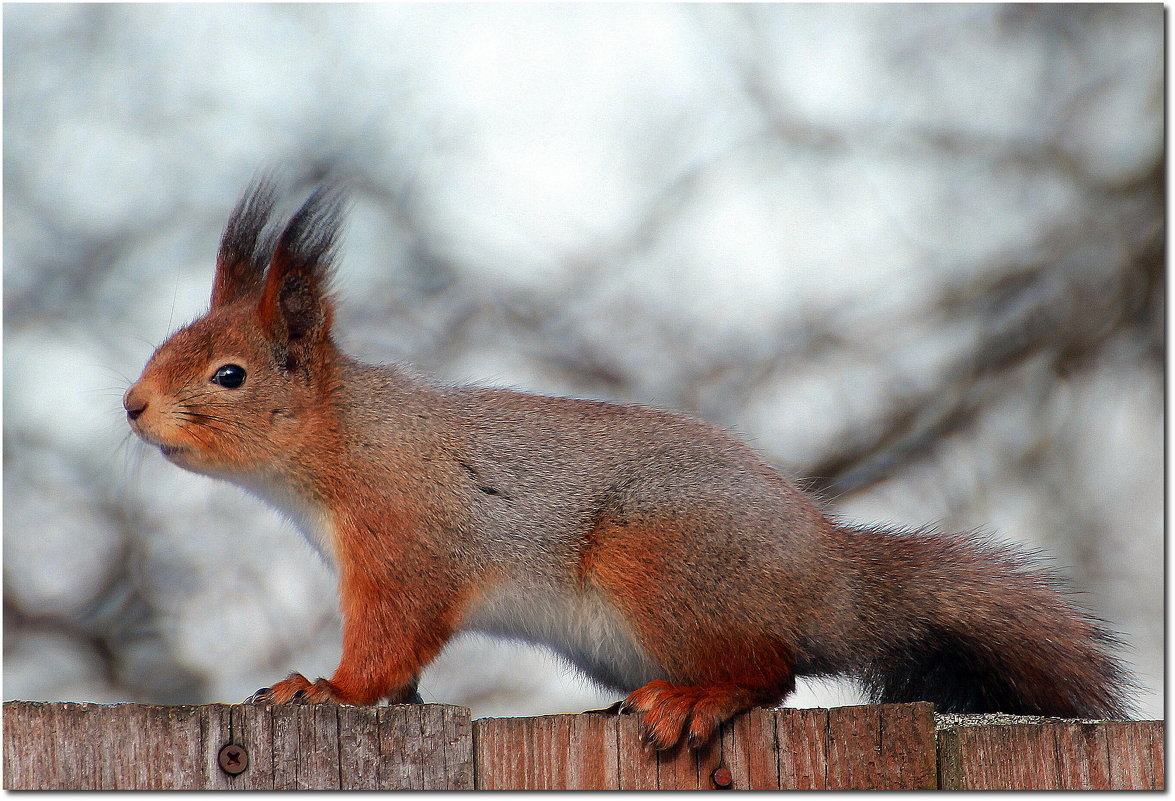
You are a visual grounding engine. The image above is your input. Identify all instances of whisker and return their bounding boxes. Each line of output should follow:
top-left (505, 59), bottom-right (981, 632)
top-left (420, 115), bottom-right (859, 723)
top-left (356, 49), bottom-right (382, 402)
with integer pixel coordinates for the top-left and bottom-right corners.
top-left (182, 412), bottom-right (246, 426)
top-left (177, 396), bottom-right (237, 408)
top-left (175, 388), bottom-right (222, 403)
top-left (181, 405), bottom-right (244, 415)
top-left (175, 412), bottom-right (235, 429)
top-left (99, 365), bottom-right (136, 385)
top-left (168, 276), bottom-right (180, 333)
top-left (174, 414), bottom-right (250, 442)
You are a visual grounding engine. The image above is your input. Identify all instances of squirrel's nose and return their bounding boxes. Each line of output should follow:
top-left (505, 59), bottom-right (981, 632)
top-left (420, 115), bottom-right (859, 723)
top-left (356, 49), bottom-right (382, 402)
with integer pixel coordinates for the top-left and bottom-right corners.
top-left (123, 386), bottom-right (148, 421)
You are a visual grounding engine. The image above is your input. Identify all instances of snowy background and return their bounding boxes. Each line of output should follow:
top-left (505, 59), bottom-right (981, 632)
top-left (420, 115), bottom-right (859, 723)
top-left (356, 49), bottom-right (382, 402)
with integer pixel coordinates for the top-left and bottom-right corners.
top-left (4, 4), bottom-right (1163, 719)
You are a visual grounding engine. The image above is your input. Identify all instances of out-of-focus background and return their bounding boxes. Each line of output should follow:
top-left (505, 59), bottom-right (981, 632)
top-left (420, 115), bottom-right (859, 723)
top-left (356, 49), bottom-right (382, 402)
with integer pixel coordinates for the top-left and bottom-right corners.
top-left (3, 5), bottom-right (1163, 719)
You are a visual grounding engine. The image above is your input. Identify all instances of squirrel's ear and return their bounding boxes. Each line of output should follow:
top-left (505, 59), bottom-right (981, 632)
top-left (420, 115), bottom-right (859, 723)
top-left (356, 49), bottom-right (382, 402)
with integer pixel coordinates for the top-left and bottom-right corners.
top-left (257, 185), bottom-right (344, 356)
top-left (212, 179), bottom-right (279, 308)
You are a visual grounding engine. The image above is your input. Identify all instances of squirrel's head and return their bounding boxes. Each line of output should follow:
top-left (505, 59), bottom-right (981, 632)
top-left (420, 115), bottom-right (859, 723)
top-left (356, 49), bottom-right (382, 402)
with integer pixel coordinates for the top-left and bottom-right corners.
top-left (124, 180), bottom-right (345, 478)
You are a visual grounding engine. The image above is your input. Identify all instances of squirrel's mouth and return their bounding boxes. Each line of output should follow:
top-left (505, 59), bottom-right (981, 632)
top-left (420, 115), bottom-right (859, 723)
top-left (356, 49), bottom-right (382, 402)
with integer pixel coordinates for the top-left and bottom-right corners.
top-left (134, 430), bottom-right (187, 460)
top-left (158, 444), bottom-right (185, 458)
top-left (129, 426), bottom-right (184, 458)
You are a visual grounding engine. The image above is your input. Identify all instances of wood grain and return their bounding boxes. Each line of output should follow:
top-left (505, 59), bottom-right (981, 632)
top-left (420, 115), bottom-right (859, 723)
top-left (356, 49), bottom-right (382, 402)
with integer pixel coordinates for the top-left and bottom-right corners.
top-left (473, 713), bottom-right (626, 789)
top-left (473, 702), bottom-right (937, 790)
top-left (821, 703), bottom-right (938, 789)
top-left (879, 702), bottom-right (938, 789)
top-left (615, 713), bottom-right (660, 789)
top-left (776, 706), bottom-right (830, 788)
top-left (2, 702), bottom-right (216, 790)
top-left (2, 701), bottom-right (473, 790)
top-left (3, 701), bottom-right (1161, 790)
top-left (1053, 722), bottom-right (1111, 790)
top-left (1104, 720), bottom-right (1164, 790)
top-left (720, 706), bottom-right (781, 789)
top-left (937, 720), bottom-right (1165, 790)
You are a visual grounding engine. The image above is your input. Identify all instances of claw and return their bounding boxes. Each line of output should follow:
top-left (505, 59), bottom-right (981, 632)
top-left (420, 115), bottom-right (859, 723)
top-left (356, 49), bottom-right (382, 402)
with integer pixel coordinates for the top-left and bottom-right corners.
top-left (619, 679), bottom-right (766, 750)
top-left (584, 700), bottom-right (627, 715)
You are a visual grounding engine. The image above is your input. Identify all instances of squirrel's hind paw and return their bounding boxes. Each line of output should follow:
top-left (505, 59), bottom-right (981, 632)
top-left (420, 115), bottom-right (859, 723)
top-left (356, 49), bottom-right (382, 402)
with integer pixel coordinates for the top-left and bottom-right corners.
top-left (623, 679), bottom-right (754, 751)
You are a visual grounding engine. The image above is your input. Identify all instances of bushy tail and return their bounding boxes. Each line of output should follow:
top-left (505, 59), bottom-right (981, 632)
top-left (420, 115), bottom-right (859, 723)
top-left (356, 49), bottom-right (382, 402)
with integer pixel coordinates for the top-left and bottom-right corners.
top-left (842, 526), bottom-right (1134, 719)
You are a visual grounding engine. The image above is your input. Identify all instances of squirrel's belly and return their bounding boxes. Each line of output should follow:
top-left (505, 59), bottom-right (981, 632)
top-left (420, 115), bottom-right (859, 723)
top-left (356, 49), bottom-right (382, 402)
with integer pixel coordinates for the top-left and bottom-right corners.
top-left (459, 579), bottom-right (663, 693)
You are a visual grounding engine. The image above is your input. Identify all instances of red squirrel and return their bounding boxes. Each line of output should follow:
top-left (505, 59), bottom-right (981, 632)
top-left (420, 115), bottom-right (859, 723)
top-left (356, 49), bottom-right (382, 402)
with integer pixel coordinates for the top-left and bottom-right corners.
top-left (124, 180), bottom-right (1132, 750)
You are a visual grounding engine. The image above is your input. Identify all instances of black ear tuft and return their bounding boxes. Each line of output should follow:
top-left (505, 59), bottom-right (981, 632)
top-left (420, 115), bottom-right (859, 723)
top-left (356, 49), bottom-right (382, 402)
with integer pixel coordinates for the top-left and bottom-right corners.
top-left (212, 177), bottom-right (280, 308)
top-left (271, 183), bottom-right (347, 287)
top-left (257, 183), bottom-right (348, 349)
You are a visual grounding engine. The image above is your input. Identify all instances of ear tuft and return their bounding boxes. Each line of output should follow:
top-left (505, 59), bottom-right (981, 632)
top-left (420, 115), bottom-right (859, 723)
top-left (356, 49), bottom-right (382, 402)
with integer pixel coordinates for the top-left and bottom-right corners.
top-left (272, 184), bottom-right (346, 286)
top-left (258, 184), bottom-right (347, 350)
top-left (212, 178), bottom-right (280, 308)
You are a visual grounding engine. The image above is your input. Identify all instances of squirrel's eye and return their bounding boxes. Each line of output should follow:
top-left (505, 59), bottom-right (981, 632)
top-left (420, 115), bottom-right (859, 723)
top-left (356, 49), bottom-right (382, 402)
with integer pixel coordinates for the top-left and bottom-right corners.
top-left (211, 364), bottom-right (247, 389)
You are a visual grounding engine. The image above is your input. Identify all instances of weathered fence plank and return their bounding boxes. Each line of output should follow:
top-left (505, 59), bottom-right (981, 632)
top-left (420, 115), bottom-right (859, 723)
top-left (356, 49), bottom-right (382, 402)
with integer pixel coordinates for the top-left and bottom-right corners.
top-left (880, 702), bottom-right (939, 789)
top-left (226, 702), bottom-right (274, 789)
top-left (825, 703), bottom-right (938, 790)
top-left (472, 702), bottom-right (937, 790)
top-left (437, 702), bottom-right (476, 789)
top-left (474, 711), bottom-right (732, 790)
top-left (2, 702), bottom-right (217, 790)
top-left (720, 707), bottom-right (781, 789)
top-left (1105, 720), bottom-right (1164, 790)
top-left (936, 720), bottom-right (1165, 790)
top-left (335, 705), bottom-right (379, 789)
top-left (1053, 722), bottom-right (1111, 790)
top-left (776, 706), bottom-right (829, 788)
top-left (827, 704), bottom-right (884, 788)
top-left (614, 713), bottom-right (660, 789)
top-left (473, 713), bottom-right (563, 789)
top-left (3, 700), bottom-right (1161, 790)
top-left (2, 701), bottom-right (473, 790)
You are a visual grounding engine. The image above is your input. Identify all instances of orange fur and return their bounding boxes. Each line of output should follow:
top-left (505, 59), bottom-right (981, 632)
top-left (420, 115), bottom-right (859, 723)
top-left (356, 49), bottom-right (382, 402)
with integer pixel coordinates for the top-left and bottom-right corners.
top-left (583, 516), bottom-right (796, 749)
top-left (324, 506), bottom-right (465, 704)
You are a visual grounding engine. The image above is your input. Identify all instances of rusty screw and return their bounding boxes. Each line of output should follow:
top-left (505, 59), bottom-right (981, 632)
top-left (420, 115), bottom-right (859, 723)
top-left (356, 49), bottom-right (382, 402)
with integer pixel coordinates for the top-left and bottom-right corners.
top-left (218, 743), bottom-right (249, 776)
top-left (711, 765), bottom-right (733, 789)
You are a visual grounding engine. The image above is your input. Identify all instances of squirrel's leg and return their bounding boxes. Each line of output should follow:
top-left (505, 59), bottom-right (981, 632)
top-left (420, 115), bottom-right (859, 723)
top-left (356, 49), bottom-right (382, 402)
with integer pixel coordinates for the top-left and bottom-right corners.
top-left (582, 515), bottom-right (797, 750)
top-left (248, 543), bottom-right (462, 706)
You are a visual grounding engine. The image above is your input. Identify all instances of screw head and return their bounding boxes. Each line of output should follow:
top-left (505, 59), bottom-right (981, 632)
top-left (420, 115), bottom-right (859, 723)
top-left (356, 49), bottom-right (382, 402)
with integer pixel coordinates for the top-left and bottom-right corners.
top-left (712, 766), bottom-right (733, 789)
top-left (218, 743), bottom-right (249, 776)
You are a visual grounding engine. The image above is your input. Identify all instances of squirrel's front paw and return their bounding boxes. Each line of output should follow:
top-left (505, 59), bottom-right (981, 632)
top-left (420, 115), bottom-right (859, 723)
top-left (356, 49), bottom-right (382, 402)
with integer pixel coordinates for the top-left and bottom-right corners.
top-left (245, 673), bottom-right (342, 705)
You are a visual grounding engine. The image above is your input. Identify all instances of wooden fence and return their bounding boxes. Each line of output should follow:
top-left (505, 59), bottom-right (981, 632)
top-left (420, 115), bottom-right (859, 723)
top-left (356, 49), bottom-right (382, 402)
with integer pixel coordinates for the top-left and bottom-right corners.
top-left (2, 701), bottom-right (1163, 790)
